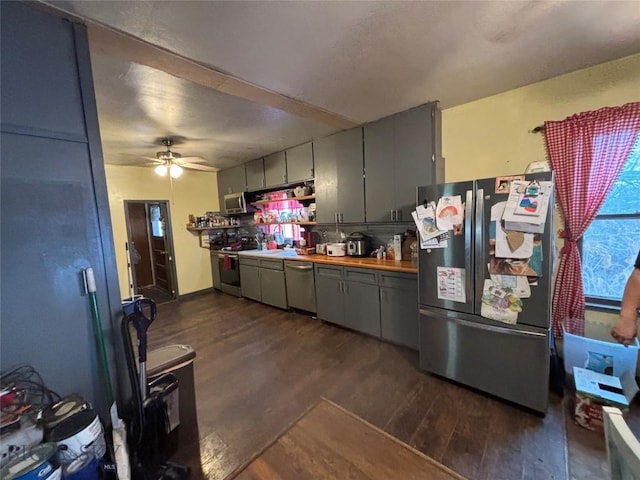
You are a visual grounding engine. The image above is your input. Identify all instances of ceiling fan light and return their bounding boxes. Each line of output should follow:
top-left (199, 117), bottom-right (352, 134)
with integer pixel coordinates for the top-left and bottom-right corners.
top-left (170, 163), bottom-right (183, 178)
top-left (155, 164), bottom-right (168, 176)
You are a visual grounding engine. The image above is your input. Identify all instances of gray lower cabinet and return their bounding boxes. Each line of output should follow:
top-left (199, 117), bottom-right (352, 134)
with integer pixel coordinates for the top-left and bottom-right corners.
top-left (315, 265), bottom-right (344, 325)
top-left (239, 257), bottom-right (287, 309)
top-left (210, 252), bottom-right (222, 290)
top-left (315, 265), bottom-right (381, 337)
top-left (314, 128), bottom-right (364, 224)
top-left (240, 263), bottom-right (261, 301)
top-left (264, 151), bottom-right (287, 187)
top-left (379, 272), bottom-right (419, 349)
top-left (344, 280), bottom-right (380, 336)
top-left (260, 267), bottom-right (287, 309)
top-left (245, 158), bottom-right (265, 191)
top-left (315, 264), bottom-right (417, 348)
top-left (286, 142), bottom-right (314, 183)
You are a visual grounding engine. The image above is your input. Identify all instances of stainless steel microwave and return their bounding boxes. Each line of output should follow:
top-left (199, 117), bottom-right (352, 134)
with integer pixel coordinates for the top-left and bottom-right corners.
top-left (223, 192), bottom-right (253, 214)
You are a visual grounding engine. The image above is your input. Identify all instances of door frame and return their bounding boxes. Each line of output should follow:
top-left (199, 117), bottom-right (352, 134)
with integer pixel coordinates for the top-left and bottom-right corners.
top-left (124, 199), bottom-right (179, 301)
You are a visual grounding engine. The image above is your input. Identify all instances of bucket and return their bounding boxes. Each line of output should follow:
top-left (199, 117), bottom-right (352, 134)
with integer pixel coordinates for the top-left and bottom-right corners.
top-left (63, 453), bottom-right (98, 480)
top-left (0, 443), bottom-right (56, 480)
top-left (42, 394), bottom-right (89, 432)
top-left (45, 410), bottom-right (106, 463)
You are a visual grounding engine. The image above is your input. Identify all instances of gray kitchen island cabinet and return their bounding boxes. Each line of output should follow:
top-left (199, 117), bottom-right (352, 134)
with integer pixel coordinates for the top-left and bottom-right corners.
top-left (315, 265), bottom-right (380, 337)
top-left (314, 127), bottom-right (365, 224)
top-left (245, 157), bottom-right (265, 191)
top-left (379, 272), bottom-right (419, 349)
top-left (364, 103), bottom-right (443, 223)
top-left (264, 151), bottom-right (287, 187)
top-left (285, 142), bottom-right (314, 183)
top-left (239, 257), bottom-right (287, 309)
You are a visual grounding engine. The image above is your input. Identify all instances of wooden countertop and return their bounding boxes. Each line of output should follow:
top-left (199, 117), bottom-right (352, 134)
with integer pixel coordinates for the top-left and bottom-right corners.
top-left (237, 249), bottom-right (417, 273)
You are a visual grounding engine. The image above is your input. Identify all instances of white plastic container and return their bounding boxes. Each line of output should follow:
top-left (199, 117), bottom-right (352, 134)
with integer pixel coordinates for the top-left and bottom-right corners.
top-left (562, 327), bottom-right (639, 378)
top-left (327, 243), bottom-right (346, 257)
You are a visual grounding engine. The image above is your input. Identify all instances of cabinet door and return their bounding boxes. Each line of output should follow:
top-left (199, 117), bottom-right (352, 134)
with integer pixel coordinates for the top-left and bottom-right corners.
top-left (344, 281), bottom-right (380, 336)
top-left (260, 268), bottom-right (288, 309)
top-left (380, 286), bottom-right (419, 349)
top-left (264, 151), bottom-right (287, 187)
top-left (313, 135), bottom-right (339, 224)
top-left (336, 128), bottom-right (365, 223)
top-left (245, 158), bottom-right (265, 191)
top-left (218, 165), bottom-right (246, 208)
top-left (210, 253), bottom-right (221, 290)
top-left (314, 265), bottom-right (344, 325)
top-left (286, 142), bottom-right (314, 183)
top-left (364, 116), bottom-right (396, 222)
top-left (240, 264), bottom-right (261, 301)
top-left (394, 104), bottom-right (434, 222)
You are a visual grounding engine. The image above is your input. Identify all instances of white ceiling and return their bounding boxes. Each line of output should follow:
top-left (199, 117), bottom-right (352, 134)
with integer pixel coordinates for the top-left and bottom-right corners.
top-left (44, 0), bottom-right (640, 171)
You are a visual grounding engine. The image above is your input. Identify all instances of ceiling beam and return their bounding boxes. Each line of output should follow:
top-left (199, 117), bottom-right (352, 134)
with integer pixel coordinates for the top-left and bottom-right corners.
top-left (85, 23), bottom-right (358, 130)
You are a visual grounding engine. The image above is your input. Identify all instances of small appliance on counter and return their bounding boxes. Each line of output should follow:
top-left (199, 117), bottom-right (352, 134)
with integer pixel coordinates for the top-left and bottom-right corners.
top-left (346, 232), bottom-right (370, 257)
top-left (315, 243), bottom-right (327, 255)
top-left (326, 243), bottom-right (346, 257)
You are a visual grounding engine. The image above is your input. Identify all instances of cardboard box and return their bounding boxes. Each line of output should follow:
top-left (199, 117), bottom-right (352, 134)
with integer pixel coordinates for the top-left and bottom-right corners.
top-left (573, 366), bottom-right (639, 432)
top-left (563, 327), bottom-right (639, 379)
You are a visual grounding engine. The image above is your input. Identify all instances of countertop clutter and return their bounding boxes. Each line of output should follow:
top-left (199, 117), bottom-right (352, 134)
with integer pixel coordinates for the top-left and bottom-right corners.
top-left (237, 249), bottom-right (417, 274)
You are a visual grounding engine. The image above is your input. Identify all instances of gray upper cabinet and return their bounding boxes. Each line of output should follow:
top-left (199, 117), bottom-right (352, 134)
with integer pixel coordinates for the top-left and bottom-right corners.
top-left (364, 103), bottom-right (442, 223)
top-left (286, 142), bottom-right (314, 183)
top-left (217, 164), bottom-right (246, 209)
top-left (314, 128), bottom-right (364, 224)
top-left (245, 158), bottom-right (265, 191)
top-left (363, 115), bottom-right (395, 222)
top-left (264, 151), bottom-right (287, 187)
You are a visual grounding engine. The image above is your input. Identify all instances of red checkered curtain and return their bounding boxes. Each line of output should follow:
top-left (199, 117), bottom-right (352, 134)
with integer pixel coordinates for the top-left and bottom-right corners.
top-left (545, 102), bottom-right (640, 337)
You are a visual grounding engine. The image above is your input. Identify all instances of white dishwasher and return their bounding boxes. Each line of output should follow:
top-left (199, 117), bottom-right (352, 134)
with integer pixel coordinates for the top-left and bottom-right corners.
top-left (284, 261), bottom-right (316, 313)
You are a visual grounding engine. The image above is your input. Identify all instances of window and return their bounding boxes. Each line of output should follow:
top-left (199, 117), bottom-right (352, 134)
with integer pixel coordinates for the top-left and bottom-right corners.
top-left (150, 204), bottom-right (165, 238)
top-left (583, 134), bottom-right (640, 305)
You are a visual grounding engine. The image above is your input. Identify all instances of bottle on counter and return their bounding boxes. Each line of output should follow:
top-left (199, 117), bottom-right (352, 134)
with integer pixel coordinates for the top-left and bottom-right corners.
top-left (377, 246), bottom-right (384, 260)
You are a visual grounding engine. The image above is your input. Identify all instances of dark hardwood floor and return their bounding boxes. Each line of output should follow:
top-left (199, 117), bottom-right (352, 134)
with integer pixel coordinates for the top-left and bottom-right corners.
top-left (147, 291), bottom-right (638, 480)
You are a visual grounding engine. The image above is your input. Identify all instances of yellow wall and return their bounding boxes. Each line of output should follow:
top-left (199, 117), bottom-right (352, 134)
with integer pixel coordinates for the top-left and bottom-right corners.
top-left (441, 53), bottom-right (640, 350)
top-left (442, 53), bottom-right (640, 182)
top-left (105, 165), bottom-right (218, 297)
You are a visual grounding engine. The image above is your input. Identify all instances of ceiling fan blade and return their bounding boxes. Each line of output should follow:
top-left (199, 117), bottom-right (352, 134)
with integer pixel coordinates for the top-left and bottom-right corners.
top-left (180, 156), bottom-right (208, 164)
top-left (181, 162), bottom-right (218, 172)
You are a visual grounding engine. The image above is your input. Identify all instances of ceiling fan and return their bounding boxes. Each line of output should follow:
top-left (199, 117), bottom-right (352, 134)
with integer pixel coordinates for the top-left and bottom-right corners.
top-left (147, 138), bottom-right (217, 178)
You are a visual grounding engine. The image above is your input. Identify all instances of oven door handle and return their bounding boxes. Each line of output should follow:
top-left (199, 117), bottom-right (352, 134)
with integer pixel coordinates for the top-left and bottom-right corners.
top-left (218, 253), bottom-right (239, 259)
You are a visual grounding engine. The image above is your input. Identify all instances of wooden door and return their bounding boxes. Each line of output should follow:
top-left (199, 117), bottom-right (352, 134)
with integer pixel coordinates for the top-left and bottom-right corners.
top-left (149, 202), bottom-right (174, 296)
top-left (126, 202), bottom-right (153, 288)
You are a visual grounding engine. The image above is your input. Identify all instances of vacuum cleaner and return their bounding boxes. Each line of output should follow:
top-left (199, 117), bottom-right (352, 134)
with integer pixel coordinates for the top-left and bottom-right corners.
top-left (121, 297), bottom-right (189, 480)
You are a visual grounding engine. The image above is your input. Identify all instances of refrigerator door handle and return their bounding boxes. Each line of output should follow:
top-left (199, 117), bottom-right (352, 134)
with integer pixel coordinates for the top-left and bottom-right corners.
top-left (464, 189), bottom-right (473, 300)
top-left (419, 309), bottom-right (547, 338)
top-left (474, 187), bottom-right (485, 310)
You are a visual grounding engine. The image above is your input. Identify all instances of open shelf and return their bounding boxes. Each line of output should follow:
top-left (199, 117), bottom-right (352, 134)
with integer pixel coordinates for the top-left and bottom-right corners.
top-left (250, 195), bottom-right (315, 207)
top-left (255, 221), bottom-right (317, 226)
top-left (187, 225), bottom-right (239, 231)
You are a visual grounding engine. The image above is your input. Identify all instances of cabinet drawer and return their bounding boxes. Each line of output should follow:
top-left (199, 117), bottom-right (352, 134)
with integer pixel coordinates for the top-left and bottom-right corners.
top-left (344, 268), bottom-right (378, 285)
top-left (315, 264), bottom-right (343, 279)
top-left (379, 272), bottom-right (417, 289)
top-left (239, 257), bottom-right (259, 267)
top-left (259, 258), bottom-right (283, 270)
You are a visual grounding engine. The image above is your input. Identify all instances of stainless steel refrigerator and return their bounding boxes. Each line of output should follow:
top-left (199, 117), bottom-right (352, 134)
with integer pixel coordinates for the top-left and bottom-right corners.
top-left (417, 172), bottom-right (554, 413)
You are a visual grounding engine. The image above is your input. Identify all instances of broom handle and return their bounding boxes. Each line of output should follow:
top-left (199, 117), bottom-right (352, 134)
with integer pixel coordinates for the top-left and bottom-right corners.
top-left (86, 268), bottom-right (115, 406)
